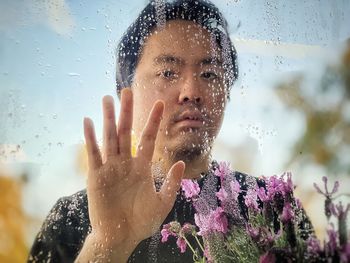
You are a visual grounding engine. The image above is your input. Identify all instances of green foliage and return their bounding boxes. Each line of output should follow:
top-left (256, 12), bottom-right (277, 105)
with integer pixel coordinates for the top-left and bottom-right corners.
top-left (225, 226), bottom-right (260, 262)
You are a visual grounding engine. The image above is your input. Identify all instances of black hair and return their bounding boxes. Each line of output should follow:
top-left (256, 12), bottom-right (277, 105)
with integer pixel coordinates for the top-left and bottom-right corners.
top-left (115, 0), bottom-right (238, 97)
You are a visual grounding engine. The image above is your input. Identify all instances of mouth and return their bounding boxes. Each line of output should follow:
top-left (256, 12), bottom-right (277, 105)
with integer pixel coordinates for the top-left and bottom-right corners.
top-left (174, 111), bottom-right (205, 128)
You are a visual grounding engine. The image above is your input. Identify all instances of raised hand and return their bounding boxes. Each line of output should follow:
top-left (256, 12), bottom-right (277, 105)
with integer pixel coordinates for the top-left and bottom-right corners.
top-left (76, 89), bottom-right (185, 262)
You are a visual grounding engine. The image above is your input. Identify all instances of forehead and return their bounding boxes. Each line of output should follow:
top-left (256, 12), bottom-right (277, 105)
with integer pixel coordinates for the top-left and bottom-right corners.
top-left (139, 20), bottom-right (221, 64)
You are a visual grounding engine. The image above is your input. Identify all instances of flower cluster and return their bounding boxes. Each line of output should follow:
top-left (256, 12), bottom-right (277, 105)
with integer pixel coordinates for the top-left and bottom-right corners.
top-left (161, 222), bottom-right (196, 253)
top-left (161, 162), bottom-right (350, 262)
top-left (305, 176), bottom-right (350, 262)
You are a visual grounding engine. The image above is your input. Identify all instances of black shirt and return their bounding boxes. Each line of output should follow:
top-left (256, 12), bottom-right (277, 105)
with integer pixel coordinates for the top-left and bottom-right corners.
top-left (27, 166), bottom-right (312, 263)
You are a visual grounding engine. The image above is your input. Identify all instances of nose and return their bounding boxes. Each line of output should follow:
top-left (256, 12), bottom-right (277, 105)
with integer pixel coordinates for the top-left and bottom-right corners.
top-left (178, 72), bottom-right (202, 105)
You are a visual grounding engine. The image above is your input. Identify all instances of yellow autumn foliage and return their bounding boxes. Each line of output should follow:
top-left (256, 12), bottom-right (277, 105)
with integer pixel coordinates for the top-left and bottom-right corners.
top-left (0, 175), bottom-right (28, 263)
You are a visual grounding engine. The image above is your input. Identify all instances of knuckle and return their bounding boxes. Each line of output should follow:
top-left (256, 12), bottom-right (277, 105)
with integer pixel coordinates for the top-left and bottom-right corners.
top-left (142, 132), bottom-right (155, 142)
top-left (118, 125), bottom-right (130, 135)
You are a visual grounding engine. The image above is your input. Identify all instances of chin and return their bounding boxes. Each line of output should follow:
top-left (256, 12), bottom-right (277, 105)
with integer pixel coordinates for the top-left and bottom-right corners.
top-left (161, 126), bottom-right (215, 154)
top-left (167, 133), bottom-right (212, 156)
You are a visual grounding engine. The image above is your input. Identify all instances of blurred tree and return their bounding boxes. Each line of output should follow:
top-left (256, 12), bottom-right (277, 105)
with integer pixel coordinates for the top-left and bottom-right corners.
top-left (275, 41), bottom-right (350, 176)
top-left (0, 174), bottom-right (29, 263)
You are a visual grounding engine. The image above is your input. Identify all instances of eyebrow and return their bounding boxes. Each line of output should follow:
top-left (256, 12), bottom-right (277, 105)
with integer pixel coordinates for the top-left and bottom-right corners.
top-left (153, 55), bottom-right (184, 66)
top-left (200, 57), bottom-right (223, 66)
top-left (153, 54), bottom-right (223, 67)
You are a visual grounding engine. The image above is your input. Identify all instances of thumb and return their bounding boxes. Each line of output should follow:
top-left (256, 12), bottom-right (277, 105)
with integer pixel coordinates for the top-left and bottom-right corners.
top-left (160, 161), bottom-right (185, 206)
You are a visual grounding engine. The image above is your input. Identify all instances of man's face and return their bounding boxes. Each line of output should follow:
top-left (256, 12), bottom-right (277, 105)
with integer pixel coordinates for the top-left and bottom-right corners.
top-left (132, 20), bottom-right (228, 162)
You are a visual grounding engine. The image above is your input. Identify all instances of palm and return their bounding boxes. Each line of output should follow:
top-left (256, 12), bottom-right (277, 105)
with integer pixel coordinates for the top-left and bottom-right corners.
top-left (83, 89), bottom-right (184, 246)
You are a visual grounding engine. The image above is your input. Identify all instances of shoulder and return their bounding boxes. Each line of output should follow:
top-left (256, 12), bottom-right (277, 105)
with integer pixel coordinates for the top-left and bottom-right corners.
top-left (42, 189), bottom-right (89, 234)
top-left (28, 190), bottom-right (90, 262)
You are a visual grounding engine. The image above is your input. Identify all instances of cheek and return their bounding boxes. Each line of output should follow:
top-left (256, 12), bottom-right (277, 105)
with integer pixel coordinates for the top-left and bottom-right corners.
top-left (204, 89), bottom-right (227, 127)
top-left (135, 72), bottom-right (177, 99)
top-left (205, 84), bottom-right (227, 111)
top-left (132, 90), bottom-right (154, 135)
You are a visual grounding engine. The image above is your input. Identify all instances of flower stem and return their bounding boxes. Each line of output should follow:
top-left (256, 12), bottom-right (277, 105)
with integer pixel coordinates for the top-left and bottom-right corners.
top-left (194, 235), bottom-right (205, 253)
top-left (183, 236), bottom-right (198, 259)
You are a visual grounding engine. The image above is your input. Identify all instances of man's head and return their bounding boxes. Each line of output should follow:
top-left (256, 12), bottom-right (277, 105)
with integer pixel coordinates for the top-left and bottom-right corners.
top-left (116, 0), bottom-right (238, 96)
top-left (115, 0), bottom-right (238, 170)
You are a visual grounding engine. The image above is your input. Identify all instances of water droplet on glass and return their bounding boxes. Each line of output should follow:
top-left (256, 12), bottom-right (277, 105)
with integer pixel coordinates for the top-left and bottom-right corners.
top-left (68, 72), bottom-right (80, 77)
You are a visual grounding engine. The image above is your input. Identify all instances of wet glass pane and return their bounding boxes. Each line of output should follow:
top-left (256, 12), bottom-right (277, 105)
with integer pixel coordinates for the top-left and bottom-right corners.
top-left (0, 0), bottom-right (349, 262)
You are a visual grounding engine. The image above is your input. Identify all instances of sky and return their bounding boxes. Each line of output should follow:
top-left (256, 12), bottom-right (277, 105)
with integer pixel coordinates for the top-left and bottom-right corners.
top-left (0, 0), bottom-right (350, 227)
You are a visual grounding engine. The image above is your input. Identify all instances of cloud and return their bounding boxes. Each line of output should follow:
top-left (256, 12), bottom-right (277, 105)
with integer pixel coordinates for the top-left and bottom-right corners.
top-left (0, 0), bottom-right (75, 36)
top-left (44, 0), bottom-right (75, 36)
top-left (233, 37), bottom-right (325, 59)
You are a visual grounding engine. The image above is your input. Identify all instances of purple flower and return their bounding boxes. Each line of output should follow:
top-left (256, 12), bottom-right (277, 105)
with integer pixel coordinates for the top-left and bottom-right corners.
top-left (314, 176), bottom-right (340, 220)
top-left (161, 223), bottom-right (178, 243)
top-left (257, 187), bottom-right (269, 202)
top-left (194, 207), bottom-right (228, 236)
top-left (306, 236), bottom-right (322, 255)
top-left (340, 243), bottom-right (350, 263)
top-left (181, 223), bottom-right (196, 235)
top-left (230, 180), bottom-right (241, 199)
top-left (214, 161), bottom-right (231, 182)
top-left (181, 179), bottom-right (200, 200)
top-left (246, 224), bottom-right (276, 250)
top-left (266, 175), bottom-right (285, 199)
top-left (264, 173), bottom-right (295, 202)
top-left (245, 188), bottom-right (260, 212)
top-left (216, 187), bottom-right (228, 202)
top-left (281, 202), bottom-right (295, 223)
top-left (263, 230), bottom-right (277, 247)
top-left (176, 237), bottom-right (187, 253)
top-left (330, 202), bottom-right (350, 220)
top-left (259, 251), bottom-right (276, 263)
top-left (246, 224), bottom-right (260, 241)
top-left (161, 228), bottom-right (171, 243)
top-left (330, 202), bottom-right (350, 246)
top-left (313, 176), bottom-right (339, 198)
top-left (326, 224), bottom-right (338, 256)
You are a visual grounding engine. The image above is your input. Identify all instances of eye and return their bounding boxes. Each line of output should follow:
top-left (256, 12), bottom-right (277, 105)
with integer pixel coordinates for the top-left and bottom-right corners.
top-left (201, 71), bottom-right (218, 80)
top-left (158, 69), bottom-right (178, 80)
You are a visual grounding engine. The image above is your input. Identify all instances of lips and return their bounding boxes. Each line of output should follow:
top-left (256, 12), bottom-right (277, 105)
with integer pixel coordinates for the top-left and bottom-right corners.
top-left (174, 111), bottom-right (205, 128)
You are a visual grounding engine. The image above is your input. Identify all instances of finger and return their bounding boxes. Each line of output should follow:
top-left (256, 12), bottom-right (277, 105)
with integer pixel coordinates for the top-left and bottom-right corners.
top-left (160, 161), bottom-right (185, 205)
top-left (102, 95), bottom-right (118, 159)
top-left (83, 117), bottom-right (102, 170)
top-left (136, 100), bottom-right (164, 163)
top-left (117, 88), bottom-right (133, 157)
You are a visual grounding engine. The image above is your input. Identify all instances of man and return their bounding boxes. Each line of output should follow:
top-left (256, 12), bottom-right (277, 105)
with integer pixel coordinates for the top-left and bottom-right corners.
top-left (28, 1), bottom-right (241, 262)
